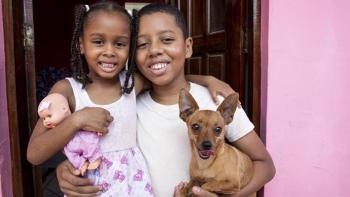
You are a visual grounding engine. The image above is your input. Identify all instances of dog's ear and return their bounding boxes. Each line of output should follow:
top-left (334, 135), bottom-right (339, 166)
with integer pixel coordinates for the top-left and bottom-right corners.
top-left (179, 89), bottom-right (199, 122)
top-left (217, 93), bottom-right (239, 124)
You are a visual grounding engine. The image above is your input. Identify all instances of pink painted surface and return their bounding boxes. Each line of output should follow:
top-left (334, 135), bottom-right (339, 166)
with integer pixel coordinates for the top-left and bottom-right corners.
top-left (0, 0), bottom-right (13, 196)
top-left (262, 0), bottom-right (350, 196)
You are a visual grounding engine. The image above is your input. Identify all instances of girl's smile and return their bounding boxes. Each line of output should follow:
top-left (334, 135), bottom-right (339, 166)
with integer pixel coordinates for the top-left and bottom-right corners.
top-left (80, 11), bottom-right (130, 80)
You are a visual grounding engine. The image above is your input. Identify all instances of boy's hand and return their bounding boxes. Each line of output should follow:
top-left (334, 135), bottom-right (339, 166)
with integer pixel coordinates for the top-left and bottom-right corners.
top-left (206, 76), bottom-right (235, 104)
top-left (73, 107), bottom-right (113, 134)
top-left (191, 186), bottom-right (219, 197)
top-left (56, 160), bottom-right (100, 197)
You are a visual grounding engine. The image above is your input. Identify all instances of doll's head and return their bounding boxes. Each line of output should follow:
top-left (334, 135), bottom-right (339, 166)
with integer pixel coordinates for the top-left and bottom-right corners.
top-left (38, 93), bottom-right (71, 128)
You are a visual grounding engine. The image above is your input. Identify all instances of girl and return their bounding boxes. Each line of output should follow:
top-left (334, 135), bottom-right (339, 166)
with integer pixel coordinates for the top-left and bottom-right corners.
top-left (27, 1), bottom-right (154, 196)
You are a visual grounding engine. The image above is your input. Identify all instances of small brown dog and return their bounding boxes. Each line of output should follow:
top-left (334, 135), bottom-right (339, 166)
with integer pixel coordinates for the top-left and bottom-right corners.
top-left (178, 89), bottom-right (254, 197)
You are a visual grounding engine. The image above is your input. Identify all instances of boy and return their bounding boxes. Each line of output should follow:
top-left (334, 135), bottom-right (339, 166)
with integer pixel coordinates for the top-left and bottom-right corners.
top-left (57, 3), bottom-right (275, 197)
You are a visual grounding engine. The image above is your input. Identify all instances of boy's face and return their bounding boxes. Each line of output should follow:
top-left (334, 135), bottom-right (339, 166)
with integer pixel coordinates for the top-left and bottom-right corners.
top-left (136, 12), bottom-right (193, 87)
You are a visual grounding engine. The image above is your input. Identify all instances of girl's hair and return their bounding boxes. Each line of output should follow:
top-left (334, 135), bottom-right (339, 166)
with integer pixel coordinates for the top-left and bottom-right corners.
top-left (70, 0), bottom-right (137, 94)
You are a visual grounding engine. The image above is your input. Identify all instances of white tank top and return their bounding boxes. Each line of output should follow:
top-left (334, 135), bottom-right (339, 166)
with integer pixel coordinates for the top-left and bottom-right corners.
top-left (66, 72), bottom-right (136, 152)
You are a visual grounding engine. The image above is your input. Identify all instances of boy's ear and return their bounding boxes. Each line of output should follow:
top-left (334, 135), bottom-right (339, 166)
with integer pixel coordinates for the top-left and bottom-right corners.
top-left (179, 89), bottom-right (199, 122)
top-left (79, 37), bottom-right (84, 54)
top-left (185, 37), bottom-right (193, 58)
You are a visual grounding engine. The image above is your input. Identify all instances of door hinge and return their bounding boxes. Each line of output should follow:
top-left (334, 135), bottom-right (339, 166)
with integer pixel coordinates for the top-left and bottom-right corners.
top-left (23, 24), bottom-right (34, 49)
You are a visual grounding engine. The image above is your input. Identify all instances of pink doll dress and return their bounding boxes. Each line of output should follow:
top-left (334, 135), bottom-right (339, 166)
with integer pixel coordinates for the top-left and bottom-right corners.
top-left (64, 130), bottom-right (101, 170)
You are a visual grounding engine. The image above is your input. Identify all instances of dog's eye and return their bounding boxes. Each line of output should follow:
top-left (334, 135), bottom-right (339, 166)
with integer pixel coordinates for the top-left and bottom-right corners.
top-left (214, 127), bottom-right (222, 134)
top-left (192, 123), bottom-right (200, 131)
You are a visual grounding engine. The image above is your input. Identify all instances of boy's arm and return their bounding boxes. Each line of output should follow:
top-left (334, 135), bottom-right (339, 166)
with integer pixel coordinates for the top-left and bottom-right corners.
top-left (191, 131), bottom-right (276, 197)
top-left (56, 160), bottom-right (100, 196)
top-left (186, 75), bottom-right (235, 103)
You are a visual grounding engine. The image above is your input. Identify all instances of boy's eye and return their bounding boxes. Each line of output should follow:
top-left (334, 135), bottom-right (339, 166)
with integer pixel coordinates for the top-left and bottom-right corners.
top-left (47, 114), bottom-right (52, 118)
top-left (162, 38), bottom-right (174, 44)
top-left (137, 42), bottom-right (148, 49)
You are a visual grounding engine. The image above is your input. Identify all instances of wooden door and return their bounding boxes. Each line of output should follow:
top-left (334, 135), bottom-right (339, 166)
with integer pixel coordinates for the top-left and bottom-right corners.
top-left (173, 0), bottom-right (262, 134)
top-left (3, 0), bottom-right (40, 196)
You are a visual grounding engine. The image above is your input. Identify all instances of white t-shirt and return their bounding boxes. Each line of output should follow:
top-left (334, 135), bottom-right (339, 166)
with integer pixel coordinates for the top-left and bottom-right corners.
top-left (137, 83), bottom-right (254, 197)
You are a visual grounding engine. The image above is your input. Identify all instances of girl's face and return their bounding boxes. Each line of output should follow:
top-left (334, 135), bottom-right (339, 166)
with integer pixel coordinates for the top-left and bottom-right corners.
top-left (136, 12), bottom-right (193, 87)
top-left (80, 11), bottom-right (130, 80)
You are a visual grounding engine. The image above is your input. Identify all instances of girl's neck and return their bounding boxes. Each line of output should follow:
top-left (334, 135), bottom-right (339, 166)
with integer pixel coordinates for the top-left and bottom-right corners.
top-left (150, 77), bottom-right (190, 105)
top-left (85, 74), bottom-right (122, 105)
top-left (87, 73), bottom-right (119, 86)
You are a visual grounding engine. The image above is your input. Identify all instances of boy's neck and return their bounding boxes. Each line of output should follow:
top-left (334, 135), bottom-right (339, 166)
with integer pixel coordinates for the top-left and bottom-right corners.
top-left (151, 78), bottom-right (190, 105)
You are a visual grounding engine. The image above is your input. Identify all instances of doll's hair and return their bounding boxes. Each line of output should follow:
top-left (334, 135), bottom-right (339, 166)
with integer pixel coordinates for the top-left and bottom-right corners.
top-left (70, 0), bottom-right (136, 94)
top-left (138, 3), bottom-right (189, 39)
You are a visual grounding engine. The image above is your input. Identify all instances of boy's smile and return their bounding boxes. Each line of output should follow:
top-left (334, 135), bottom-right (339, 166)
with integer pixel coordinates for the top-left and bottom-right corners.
top-left (136, 12), bottom-right (193, 88)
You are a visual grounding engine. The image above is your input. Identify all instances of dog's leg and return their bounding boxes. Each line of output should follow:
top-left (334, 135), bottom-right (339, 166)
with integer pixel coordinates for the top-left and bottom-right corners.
top-left (201, 180), bottom-right (240, 195)
top-left (180, 180), bottom-right (202, 197)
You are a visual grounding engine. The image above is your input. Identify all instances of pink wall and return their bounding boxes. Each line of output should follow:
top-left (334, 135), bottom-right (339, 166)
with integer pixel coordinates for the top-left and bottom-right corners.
top-left (0, 0), bottom-right (13, 196)
top-left (263, 0), bottom-right (350, 196)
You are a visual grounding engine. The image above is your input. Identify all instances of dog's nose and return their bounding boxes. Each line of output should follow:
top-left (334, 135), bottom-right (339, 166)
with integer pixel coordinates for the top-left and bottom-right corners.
top-left (201, 141), bottom-right (212, 150)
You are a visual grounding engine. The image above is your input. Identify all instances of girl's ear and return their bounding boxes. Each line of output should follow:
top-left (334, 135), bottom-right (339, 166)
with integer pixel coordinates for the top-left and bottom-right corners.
top-left (185, 37), bottom-right (193, 58)
top-left (79, 37), bottom-right (84, 54)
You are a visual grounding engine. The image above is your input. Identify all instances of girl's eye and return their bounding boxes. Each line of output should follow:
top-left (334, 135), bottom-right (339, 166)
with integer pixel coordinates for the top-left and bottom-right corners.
top-left (47, 114), bottom-right (52, 118)
top-left (92, 40), bottom-right (103, 45)
top-left (115, 42), bottom-right (126, 48)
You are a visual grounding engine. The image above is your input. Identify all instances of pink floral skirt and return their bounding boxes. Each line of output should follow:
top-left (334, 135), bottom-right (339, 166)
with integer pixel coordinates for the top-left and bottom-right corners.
top-left (86, 147), bottom-right (154, 196)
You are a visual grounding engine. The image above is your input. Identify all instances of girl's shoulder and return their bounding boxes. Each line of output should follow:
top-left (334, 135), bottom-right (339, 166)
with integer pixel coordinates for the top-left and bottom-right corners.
top-left (48, 79), bottom-right (76, 111)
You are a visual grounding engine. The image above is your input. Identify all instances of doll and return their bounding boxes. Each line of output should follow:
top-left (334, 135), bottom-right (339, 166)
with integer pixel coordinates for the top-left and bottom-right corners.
top-left (38, 93), bottom-right (101, 175)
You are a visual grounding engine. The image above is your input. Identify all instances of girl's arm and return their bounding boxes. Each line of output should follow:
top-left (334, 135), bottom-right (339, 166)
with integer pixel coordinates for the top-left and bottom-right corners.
top-left (26, 80), bottom-right (112, 165)
top-left (186, 75), bottom-right (235, 103)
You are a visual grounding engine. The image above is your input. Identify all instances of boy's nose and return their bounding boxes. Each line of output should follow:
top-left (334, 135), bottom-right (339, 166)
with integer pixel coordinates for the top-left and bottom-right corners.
top-left (149, 42), bottom-right (163, 57)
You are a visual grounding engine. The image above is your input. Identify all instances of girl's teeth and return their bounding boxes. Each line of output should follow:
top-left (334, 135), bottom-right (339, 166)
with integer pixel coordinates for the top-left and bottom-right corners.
top-left (102, 63), bottom-right (114, 68)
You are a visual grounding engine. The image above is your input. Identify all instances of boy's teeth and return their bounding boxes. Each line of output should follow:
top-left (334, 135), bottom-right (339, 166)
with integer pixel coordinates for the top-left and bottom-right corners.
top-left (150, 63), bottom-right (167, 70)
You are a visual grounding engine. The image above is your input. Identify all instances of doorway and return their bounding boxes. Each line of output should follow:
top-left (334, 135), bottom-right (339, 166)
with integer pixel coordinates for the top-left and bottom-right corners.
top-left (3, 0), bottom-right (262, 196)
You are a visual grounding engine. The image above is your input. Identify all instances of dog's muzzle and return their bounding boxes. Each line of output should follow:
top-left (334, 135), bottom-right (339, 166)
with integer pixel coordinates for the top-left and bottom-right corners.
top-left (198, 141), bottom-right (214, 160)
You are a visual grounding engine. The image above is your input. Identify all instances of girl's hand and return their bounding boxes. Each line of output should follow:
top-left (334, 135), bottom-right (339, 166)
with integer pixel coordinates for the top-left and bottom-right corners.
top-left (206, 76), bottom-right (236, 104)
top-left (72, 107), bottom-right (113, 134)
top-left (56, 160), bottom-right (100, 197)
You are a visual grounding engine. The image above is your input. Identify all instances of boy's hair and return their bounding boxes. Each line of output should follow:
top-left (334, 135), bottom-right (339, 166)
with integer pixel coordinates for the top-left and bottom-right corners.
top-left (70, 0), bottom-right (136, 94)
top-left (138, 3), bottom-right (189, 39)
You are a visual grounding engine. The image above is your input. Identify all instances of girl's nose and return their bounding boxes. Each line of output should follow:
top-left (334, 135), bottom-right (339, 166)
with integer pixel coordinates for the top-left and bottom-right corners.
top-left (103, 44), bottom-right (115, 57)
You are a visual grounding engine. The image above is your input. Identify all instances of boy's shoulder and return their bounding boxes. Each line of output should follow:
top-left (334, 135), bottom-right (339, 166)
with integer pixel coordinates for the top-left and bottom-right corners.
top-left (190, 82), bottom-right (220, 110)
